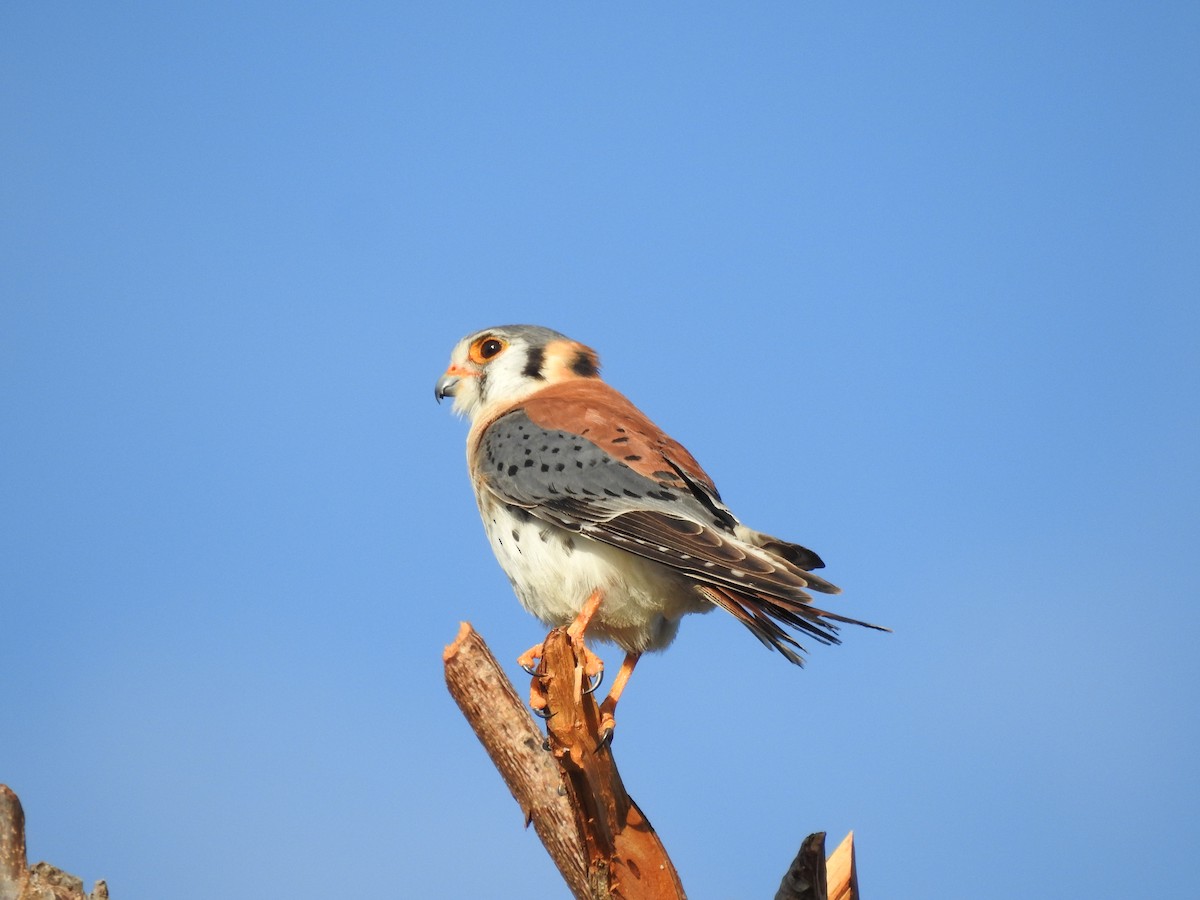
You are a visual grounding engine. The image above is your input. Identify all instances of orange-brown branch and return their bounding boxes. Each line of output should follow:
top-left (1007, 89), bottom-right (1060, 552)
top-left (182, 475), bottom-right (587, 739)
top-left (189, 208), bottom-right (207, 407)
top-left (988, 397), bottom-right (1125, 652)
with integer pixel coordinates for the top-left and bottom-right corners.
top-left (534, 627), bottom-right (685, 900)
top-left (447, 621), bottom-right (861, 900)
top-left (446, 622), bottom-right (684, 899)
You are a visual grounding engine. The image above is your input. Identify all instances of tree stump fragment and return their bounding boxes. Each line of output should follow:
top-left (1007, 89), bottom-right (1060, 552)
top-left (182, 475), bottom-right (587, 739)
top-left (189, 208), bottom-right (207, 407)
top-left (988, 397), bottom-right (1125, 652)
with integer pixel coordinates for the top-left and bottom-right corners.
top-left (0, 786), bottom-right (107, 900)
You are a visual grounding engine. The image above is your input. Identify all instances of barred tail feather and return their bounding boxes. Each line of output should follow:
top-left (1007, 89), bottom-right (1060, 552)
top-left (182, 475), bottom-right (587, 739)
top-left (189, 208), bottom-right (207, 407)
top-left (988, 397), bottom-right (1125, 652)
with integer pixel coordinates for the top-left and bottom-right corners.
top-left (699, 584), bottom-right (890, 667)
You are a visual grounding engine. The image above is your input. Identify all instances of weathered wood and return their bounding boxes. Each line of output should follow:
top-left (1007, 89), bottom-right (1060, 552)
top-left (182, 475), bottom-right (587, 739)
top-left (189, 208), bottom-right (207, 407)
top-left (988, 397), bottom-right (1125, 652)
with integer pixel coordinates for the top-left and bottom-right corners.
top-left (534, 627), bottom-right (685, 900)
top-left (774, 831), bottom-right (828, 900)
top-left (0, 787), bottom-right (26, 900)
top-left (447, 622), bottom-right (863, 899)
top-left (0, 786), bottom-right (108, 900)
top-left (442, 623), bottom-right (590, 898)
top-left (826, 831), bottom-right (858, 900)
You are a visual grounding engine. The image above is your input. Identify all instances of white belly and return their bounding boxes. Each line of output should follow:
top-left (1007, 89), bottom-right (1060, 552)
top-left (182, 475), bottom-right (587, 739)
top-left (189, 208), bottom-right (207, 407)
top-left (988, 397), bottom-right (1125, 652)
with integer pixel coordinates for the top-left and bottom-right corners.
top-left (477, 494), bottom-right (712, 654)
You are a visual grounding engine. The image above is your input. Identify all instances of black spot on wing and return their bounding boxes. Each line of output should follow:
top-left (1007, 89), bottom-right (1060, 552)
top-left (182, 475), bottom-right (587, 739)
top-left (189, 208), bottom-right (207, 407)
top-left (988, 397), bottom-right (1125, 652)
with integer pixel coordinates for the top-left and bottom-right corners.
top-left (479, 409), bottom-right (719, 532)
top-left (488, 433), bottom-right (856, 625)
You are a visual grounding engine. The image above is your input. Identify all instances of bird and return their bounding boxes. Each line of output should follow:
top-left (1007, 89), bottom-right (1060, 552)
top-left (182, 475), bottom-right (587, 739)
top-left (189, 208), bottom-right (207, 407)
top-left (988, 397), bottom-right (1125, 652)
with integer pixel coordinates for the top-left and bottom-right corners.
top-left (435, 324), bottom-right (884, 735)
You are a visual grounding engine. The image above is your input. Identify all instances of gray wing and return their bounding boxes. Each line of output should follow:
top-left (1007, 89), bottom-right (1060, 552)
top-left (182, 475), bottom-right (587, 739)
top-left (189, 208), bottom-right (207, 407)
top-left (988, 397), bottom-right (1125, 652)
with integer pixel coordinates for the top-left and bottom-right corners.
top-left (476, 409), bottom-right (838, 602)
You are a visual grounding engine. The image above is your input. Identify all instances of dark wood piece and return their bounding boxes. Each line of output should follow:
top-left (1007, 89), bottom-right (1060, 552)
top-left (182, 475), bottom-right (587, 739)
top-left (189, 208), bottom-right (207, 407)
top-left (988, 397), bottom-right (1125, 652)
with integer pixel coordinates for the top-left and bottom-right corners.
top-left (774, 831), bottom-right (828, 900)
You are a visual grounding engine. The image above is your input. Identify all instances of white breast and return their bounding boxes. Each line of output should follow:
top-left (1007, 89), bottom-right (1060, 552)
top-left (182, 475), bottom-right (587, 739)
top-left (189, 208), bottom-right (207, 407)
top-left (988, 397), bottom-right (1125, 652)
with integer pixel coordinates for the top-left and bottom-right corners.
top-left (476, 492), bottom-right (713, 654)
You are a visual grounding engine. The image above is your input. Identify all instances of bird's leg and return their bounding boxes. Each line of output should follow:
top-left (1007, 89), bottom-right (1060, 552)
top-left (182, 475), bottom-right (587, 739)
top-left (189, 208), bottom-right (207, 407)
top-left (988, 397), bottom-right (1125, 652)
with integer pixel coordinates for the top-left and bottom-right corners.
top-left (598, 651), bottom-right (640, 744)
top-left (567, 588), bottom-right (606, 688)
top-left (519, 588), bottom-right (606, 716)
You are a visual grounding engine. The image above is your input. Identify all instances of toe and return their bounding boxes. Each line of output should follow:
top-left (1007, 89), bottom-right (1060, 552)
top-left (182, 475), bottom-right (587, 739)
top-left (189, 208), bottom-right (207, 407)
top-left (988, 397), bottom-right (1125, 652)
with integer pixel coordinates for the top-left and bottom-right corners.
top-left (596, 712), bottom-right (616, 749)
top-left (517, 643), bottom-right (545, 674)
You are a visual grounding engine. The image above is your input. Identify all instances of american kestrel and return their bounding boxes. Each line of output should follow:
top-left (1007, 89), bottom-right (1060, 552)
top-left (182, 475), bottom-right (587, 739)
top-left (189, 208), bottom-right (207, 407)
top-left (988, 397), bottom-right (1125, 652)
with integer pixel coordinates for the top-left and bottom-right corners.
top-left (436, 324), bottom-right (882, 734)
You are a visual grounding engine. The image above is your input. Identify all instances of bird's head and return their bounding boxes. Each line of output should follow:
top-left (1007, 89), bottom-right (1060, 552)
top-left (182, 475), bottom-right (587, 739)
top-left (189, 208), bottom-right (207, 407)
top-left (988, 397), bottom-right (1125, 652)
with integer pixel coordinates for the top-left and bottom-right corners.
top-left (435, 324), bottom-right (601, 421)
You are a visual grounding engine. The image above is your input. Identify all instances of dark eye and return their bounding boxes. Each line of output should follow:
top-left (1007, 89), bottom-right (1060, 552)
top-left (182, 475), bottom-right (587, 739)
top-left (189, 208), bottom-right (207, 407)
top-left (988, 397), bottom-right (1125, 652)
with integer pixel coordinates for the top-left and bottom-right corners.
top-left (469, 335), bottom-right (508, 364)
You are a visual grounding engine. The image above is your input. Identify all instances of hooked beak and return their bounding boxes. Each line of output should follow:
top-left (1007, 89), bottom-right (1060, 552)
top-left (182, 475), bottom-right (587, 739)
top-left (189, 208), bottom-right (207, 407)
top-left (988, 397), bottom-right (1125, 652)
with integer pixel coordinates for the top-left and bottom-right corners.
top-left (435, 364), bottom-right (471, 403)
top-left (434, 372), bottom-right (459, 403)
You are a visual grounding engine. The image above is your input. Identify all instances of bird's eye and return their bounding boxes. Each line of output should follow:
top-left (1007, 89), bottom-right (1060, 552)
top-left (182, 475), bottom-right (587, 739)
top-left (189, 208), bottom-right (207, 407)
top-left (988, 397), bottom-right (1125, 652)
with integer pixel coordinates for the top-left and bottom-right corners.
top-left (470, 336), bottom-right (507, 363)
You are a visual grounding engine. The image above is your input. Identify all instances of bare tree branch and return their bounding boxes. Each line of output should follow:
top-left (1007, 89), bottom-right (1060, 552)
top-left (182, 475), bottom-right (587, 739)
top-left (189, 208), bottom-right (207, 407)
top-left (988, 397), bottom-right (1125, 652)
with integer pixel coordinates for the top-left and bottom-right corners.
top-left (443, 623), bottom-right (590, 897)
top-left (447, 621), bottom-right (862, 900)
top-left (445, 623), bottom-right (685, 899)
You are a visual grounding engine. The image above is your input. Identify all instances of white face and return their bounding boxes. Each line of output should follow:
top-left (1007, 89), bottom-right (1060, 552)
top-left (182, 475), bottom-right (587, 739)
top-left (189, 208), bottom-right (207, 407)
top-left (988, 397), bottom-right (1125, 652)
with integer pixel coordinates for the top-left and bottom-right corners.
top-left (436, 325), bottom-right (575, 420)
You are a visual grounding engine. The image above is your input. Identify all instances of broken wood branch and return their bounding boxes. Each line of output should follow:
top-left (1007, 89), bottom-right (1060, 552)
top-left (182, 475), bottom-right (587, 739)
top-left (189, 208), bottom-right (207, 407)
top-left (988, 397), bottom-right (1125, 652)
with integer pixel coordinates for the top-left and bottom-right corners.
top-left (533, 627), bottom-right (685, 900)
top-left (443, 623), bottom-right (590, 897)
top-left (826, 831), bottom-right (858, 900)
top-left (445, 621), bottom-right (862, 899)
top-left (774, 830), bottom-right (858, 900)
top-left (774, 831), bottom-right (828, 900)
top-left (444, 622), bottom-right (683, 899)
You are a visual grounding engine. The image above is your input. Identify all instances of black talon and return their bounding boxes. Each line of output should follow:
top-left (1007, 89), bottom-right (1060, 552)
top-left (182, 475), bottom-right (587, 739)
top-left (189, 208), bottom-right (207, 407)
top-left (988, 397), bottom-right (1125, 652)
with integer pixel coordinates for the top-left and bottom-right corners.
top-left (582, 668), bottom-right (604, 695)
top-left (596, 727), bottom-right (614, 751)
top-left (520, 661), bottom-right (540, 676)
top-left (532, 705), bottom-right (554, 719)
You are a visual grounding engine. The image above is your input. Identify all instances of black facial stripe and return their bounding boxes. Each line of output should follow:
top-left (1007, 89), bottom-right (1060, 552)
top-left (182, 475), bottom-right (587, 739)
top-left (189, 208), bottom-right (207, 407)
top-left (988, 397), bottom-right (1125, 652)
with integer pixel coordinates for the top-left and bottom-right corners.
top-left (571, 350), bottom-right (598, 377)
top-left (523, 346), bottom-right (546, 379)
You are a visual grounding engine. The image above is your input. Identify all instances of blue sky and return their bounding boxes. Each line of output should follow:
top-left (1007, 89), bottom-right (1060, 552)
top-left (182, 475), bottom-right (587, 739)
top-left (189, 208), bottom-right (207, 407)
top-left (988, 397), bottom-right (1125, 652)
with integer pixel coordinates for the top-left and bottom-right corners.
top-left (3, 3), bottom-right (1197, 897)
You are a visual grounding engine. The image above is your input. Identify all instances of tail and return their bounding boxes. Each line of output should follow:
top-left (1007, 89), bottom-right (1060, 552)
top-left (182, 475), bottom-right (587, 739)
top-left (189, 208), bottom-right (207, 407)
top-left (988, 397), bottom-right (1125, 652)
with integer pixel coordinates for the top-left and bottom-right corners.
top-left (715, 525), bottom-right (889, 665)
top-left (700, 583), bottom-right (889, 666)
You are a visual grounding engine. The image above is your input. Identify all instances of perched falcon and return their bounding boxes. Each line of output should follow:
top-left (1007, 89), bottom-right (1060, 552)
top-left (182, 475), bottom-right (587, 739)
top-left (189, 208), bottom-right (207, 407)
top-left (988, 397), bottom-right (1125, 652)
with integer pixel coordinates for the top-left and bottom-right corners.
top-left (436, 324), bottom-right (883, 733)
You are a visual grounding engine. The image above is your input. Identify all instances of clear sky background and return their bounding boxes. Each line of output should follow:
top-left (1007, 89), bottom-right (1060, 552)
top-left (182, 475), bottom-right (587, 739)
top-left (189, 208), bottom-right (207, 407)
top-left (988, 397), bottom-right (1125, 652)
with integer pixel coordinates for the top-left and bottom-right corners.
top-left (3, 4), bottom-right (1197, 898)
